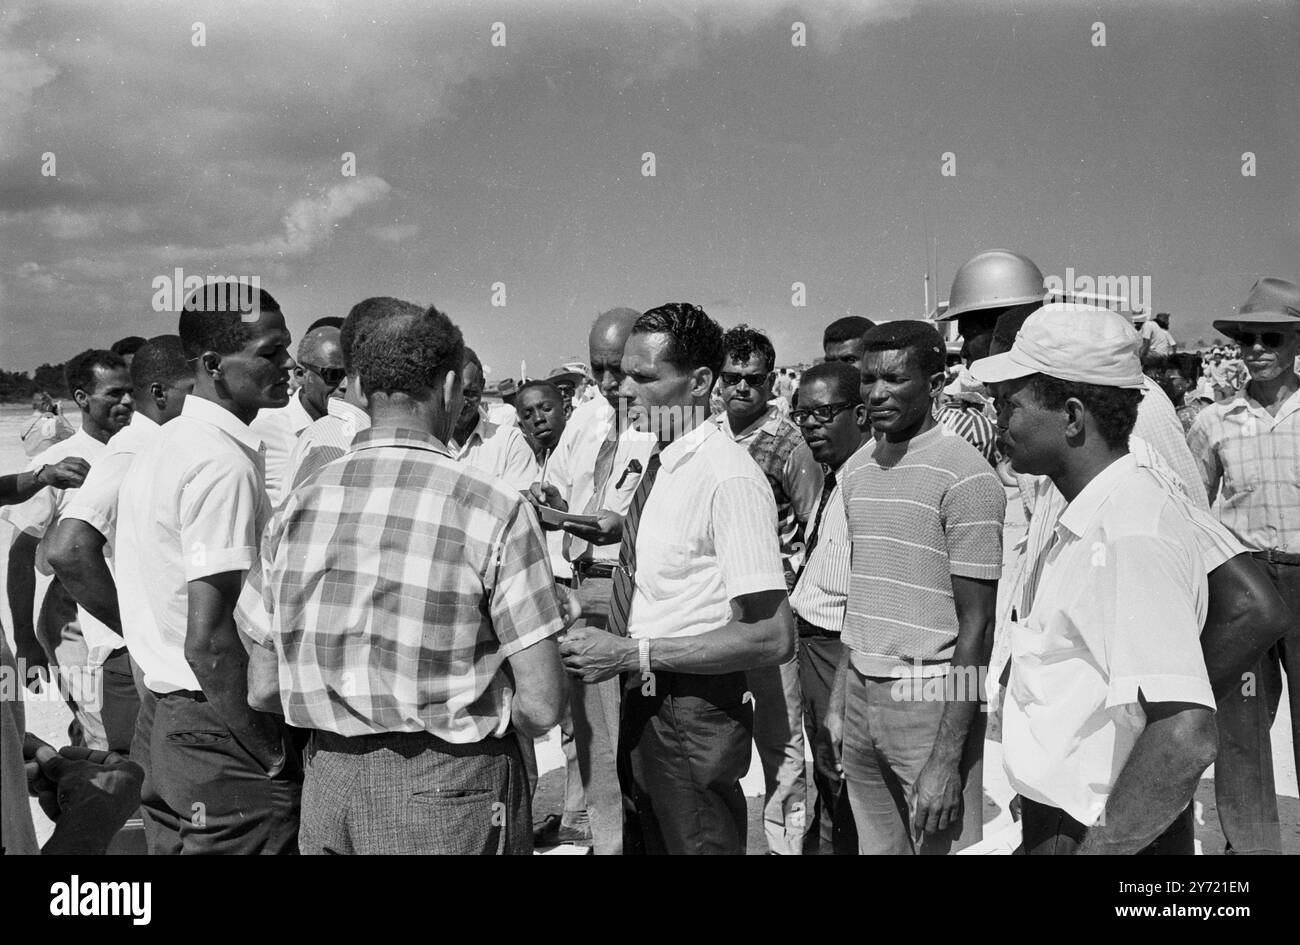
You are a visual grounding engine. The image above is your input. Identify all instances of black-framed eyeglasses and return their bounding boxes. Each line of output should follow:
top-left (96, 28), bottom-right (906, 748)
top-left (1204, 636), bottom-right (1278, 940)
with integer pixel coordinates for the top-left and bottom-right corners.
top-left (299, 362), bottom-right (347, 388)
top-left (1232, 330), bottom-right (1288, 349)
top-left (791, 401), bottom-right (859, 426)
top-left (719, 370), bottom-right (771, 388)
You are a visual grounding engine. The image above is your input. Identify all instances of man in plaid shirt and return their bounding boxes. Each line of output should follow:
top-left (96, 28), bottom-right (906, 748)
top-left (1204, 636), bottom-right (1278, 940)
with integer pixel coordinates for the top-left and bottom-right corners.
top-left (244, 298), bottom-right (567, 855)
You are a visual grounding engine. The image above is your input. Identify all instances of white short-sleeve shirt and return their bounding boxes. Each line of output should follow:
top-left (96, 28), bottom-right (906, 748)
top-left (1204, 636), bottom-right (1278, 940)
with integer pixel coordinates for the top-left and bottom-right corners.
top-left (628, 420), bottom-right (787, 641)
top-left (2, 428), bottom-right (119, 666)
top-left (1002, 455), bottom-right (1214, 825)
top-left (249, 392), bottom-right (313, 506)
top-left (548, 397), bottom-right (657, 564)
top-left (116, 397), bottom-right (270, 693)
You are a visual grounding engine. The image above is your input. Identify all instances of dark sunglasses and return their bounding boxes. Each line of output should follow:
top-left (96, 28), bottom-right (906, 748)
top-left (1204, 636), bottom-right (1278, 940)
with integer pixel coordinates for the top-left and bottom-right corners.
top-left (719, 371), bottom-right (771, 388)
top-left (299, 362), bottom-right (347, 388)
top-left (791, 400), bottom-right (859, 426)
top-left (1232, 330), bottom-right (1288, 349)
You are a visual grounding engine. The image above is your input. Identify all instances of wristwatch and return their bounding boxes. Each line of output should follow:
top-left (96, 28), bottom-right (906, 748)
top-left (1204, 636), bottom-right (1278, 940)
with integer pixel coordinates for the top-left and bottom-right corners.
top-left (34, 464), bottom-right (50, 487)
top-left (638, 638), bottom-right (651, 678)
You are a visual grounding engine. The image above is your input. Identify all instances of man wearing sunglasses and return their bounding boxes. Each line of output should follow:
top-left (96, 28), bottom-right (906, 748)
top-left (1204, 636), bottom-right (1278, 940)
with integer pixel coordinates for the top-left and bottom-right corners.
top-left (1188, 276), bottom-right (1300, 855)
top-left (251, 324), bottom-right (346, 505)
top-left (712, 324), bottom-right (823, 855)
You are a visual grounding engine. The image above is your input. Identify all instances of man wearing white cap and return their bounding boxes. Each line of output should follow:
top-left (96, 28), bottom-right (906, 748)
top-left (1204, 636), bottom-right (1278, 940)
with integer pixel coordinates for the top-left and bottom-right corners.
top-left (973, 304), bottom-right (1219, 854)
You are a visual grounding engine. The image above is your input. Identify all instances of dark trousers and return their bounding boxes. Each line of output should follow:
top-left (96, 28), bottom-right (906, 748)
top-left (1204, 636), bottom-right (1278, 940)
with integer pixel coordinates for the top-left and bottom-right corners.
top-left (300, 729), bottom-right (531, 855)
top-left (100, 648), bottom-right (141, 756)
top-left (1214, 558), bottom-right (1300, 854)
top-left (619, 668), bottom-right (753, 855)
top-left (797, 629), bottom-right (858, 854)
top-left (140, 690), bottom-right (300, 854)
top-left (1019, 797), bottom-right (1195, 855)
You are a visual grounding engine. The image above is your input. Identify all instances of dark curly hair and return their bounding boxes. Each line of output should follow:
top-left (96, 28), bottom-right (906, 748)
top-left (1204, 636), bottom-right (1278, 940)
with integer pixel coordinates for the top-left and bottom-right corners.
top-left (721, 324), bottom-right (776, 374)
top-left (1026, 374), bottom-right (1141, 450)
top-left (633, 303), bottom-right (725, 379)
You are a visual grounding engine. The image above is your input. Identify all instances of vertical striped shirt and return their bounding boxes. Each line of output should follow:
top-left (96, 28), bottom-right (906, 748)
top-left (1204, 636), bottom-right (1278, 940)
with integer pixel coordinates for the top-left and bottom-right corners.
top-left (627, 420), bottom-right (788, 641)
top-left (1186, 385), bottom-right (1300, 552)
top-left (789, 444), bottom-right (872, 633)
top-left (841, 424), bottom-right (1005, 676)
top-left (938, 402), bottom-right (998, 466)
top-left (284, 396), bottom-right (370, 493)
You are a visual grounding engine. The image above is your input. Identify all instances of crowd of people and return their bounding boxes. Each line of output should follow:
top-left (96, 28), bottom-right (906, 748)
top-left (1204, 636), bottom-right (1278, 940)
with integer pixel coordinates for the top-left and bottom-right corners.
top-left (1, 250), bottom-right (1297, 856)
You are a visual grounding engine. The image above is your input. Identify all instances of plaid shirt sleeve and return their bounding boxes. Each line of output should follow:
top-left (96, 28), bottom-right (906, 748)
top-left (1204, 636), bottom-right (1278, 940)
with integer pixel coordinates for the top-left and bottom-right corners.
top-left (485, 498), bottom-right (564, 658)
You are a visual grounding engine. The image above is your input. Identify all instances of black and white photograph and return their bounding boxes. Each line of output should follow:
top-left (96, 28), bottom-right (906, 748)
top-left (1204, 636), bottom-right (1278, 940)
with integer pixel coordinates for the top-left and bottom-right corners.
top-left (0, 0), bottom-right (1296, 914)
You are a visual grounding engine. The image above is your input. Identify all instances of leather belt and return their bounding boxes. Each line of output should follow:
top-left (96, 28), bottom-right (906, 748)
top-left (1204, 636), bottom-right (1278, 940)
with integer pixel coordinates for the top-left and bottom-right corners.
top-left (1252, 549), bottom-right (1300, 566)
top-left (795, 613), bottom-right (838, 639)
top-left (573, 559), bottom-right (617, 580)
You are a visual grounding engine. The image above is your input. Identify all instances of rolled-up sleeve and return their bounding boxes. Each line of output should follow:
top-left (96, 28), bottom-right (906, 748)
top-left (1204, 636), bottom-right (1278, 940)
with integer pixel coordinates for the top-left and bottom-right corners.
top-left (178, 460), bottom-right (265, 580)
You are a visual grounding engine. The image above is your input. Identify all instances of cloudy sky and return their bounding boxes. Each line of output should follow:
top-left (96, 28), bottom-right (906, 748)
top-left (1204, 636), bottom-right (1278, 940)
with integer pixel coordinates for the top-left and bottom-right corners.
top-left (2, 0), bottom-right (1297, 376)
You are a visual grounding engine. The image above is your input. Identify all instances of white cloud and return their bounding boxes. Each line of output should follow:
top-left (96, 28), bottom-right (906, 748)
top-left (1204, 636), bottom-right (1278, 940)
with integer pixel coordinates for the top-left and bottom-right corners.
top-left (371, 223), bottom-right (421, 243)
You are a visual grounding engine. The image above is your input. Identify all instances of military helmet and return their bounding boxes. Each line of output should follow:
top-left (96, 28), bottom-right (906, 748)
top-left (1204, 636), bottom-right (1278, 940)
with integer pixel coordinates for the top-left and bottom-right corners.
top-left (939, 249), bottom-right (1046, 321)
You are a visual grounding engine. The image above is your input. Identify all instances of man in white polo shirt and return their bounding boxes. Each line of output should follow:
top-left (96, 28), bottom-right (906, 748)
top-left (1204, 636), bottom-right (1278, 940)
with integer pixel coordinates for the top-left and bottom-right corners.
top-left (117, 283), bottom-right (301, 854)
top-left (973, 305), bottom-right (1218, 854)
top-left (559, 302), bottom-right (795, 855)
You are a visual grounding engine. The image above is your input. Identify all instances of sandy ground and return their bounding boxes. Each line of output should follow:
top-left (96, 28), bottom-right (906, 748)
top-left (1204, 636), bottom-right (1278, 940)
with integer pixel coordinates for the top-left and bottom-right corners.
top-left (2, 403), bottom-right (1295, 853)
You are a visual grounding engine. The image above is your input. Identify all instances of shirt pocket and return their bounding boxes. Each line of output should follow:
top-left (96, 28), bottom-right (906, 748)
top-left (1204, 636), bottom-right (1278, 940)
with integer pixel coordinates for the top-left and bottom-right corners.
top-left (1218, 428), bottom-right (1262, 499)
top-left (635, 533), bottom-right (696, 601)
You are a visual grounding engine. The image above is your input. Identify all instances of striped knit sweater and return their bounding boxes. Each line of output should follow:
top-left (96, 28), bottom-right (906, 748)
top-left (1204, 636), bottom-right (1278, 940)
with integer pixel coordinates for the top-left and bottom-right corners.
top-left (841, 424), bottom-right (1006, 676)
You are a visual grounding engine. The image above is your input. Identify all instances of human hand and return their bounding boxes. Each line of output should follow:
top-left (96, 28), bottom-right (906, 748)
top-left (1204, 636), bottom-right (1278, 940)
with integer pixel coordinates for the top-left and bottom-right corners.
top-left (559, 626), bottom-right (635, 683)
top-left (39, 457), bottom-right (91, 490)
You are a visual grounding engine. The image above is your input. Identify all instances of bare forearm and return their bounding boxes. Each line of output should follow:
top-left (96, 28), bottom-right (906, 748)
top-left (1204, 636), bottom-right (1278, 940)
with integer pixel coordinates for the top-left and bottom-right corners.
top-left (1079, 711), bottom-right (1216, 854)
top-left (7, 538), bottom-right (37, 640)
top-left (648, 617), bottom-right (793, 676)
top-left (1202, 555), bottom-right (1288, 698)
top-left (926, 628), bottom-right (990, 767)
top-left (187, 620), bottom-right (284, 767)
top-left (0, 470), bottom-right (45, 507)
top-left (49, 535), bottom-right (122, 636)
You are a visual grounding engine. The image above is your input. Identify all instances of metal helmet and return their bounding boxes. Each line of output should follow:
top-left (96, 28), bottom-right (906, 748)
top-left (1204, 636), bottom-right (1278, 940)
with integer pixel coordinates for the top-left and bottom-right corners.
top-left (939, 249), bottom-right (1045, 321)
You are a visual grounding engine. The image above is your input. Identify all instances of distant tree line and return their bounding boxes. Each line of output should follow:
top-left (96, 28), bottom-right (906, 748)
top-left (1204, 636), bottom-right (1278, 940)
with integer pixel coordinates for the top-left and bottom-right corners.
top-left (0, 363), bottom-right (69, 403)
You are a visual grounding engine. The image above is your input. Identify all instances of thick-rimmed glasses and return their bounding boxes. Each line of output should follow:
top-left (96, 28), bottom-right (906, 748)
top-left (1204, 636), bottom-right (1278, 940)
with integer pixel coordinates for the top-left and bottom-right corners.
top-left (791, 401), bottom-right (859, 426)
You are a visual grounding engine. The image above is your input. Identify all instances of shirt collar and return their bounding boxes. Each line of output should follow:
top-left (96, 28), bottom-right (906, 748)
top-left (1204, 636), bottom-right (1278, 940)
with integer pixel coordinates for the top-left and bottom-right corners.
top-left (128, 412), bottom-right (160, 433)
top-left (181, 396), bottom-right (264, 453)
top-left (714, 403), bottom-right (782, 441)
top-left (660, 417), bottom-right (718, 472)
top-left (348, 426), bottom-right (455, 458)
top-left (1228, 384), bottom-right (1300, 422)
top-left (326, 397), bottom-right (371, 429)
top-left (1056, 454), bottom-right (1138, 539)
